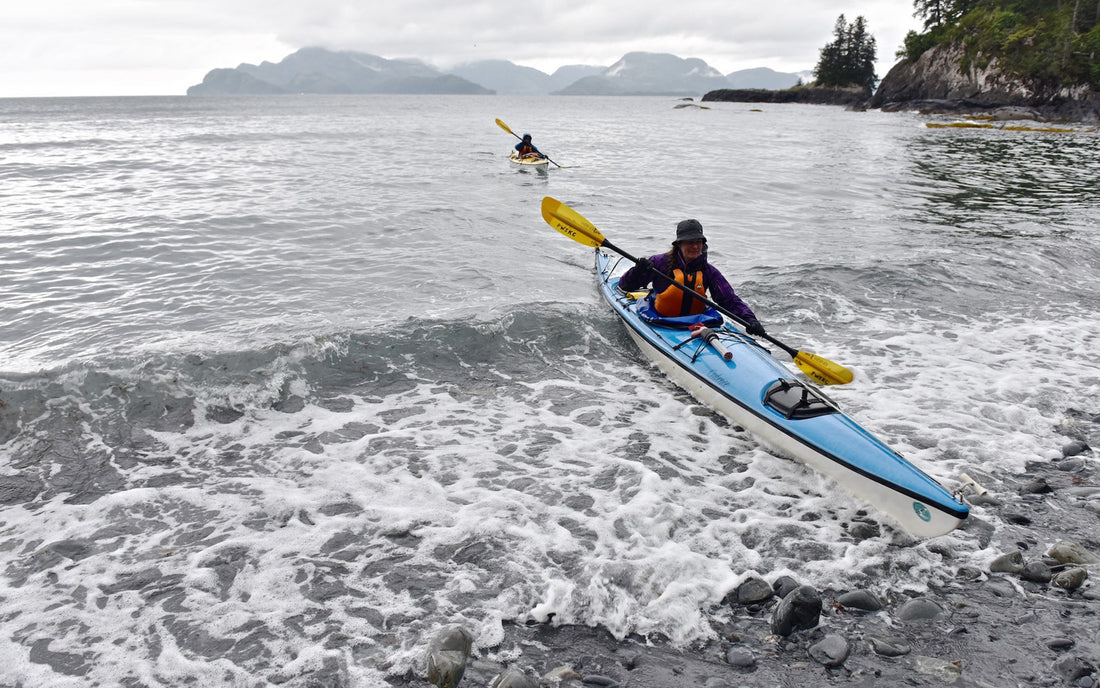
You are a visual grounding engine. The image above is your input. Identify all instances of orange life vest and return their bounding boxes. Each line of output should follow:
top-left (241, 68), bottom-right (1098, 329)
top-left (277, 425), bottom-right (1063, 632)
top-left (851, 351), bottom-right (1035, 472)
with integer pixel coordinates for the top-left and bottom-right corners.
top-left (654, 269), bottom-right (707, 316)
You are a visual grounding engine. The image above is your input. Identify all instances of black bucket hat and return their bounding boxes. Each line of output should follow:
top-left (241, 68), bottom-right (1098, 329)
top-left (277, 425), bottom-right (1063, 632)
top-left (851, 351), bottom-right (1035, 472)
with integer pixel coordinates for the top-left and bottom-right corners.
top-left (675, 219), bottom-right (706, 243)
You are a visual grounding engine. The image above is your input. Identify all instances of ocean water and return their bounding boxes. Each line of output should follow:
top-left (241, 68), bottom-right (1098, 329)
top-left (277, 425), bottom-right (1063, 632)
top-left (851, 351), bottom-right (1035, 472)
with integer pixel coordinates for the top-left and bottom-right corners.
top-left (1, 94), bottom-right (1098, 686)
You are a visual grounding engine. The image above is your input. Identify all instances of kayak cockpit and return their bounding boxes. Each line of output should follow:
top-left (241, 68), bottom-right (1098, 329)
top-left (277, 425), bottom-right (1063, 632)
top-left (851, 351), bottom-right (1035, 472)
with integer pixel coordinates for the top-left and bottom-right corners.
top-left (763, 379), bottom-right (840, 420)
top-left (633, 295), bottom-right (724, 329)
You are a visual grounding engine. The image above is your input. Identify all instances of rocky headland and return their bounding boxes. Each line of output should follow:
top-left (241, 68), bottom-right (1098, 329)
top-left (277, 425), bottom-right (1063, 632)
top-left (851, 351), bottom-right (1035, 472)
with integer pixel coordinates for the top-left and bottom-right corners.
top-left (705, 44), bottom-right (1100, 123)
top-left (871, 44), bottom-right (1100, 122)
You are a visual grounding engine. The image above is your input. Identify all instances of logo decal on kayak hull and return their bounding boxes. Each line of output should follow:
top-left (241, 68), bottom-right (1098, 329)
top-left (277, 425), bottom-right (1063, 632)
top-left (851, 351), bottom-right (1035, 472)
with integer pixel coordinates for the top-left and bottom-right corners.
top-left (913, 502), bottom-right (932, 522)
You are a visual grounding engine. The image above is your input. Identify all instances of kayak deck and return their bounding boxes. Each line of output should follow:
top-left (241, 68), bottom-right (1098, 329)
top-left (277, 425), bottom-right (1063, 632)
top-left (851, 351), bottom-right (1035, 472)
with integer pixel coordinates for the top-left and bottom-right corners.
top-left (509, 151), bottom-right (549, 168)
top-left (594, 249), bottom-right (968, 537)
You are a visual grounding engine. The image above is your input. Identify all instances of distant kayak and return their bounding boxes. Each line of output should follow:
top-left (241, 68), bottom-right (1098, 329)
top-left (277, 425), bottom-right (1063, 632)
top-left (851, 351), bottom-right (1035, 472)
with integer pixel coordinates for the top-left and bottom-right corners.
top-left (594, 249), bottom-right (969, 538)
top-left (508, 151), bottom-right (549, 170)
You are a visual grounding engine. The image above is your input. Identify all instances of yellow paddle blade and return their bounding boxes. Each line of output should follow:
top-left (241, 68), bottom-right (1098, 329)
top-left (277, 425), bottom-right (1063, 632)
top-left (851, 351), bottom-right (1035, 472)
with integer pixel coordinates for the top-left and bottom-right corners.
top-left (495, 118), bottom-right (515, 136)
top-left (541, 196), bottom-right (606, 248)
top-left (794, 351), bottom-right (854, 386)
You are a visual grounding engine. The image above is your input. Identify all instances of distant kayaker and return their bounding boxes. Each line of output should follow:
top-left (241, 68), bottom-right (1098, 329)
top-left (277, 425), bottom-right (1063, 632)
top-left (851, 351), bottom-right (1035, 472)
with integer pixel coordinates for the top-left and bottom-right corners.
top-left (514, 133), bottom-right (544, 159)
top-left (617, 219), bottom-right (766, 336)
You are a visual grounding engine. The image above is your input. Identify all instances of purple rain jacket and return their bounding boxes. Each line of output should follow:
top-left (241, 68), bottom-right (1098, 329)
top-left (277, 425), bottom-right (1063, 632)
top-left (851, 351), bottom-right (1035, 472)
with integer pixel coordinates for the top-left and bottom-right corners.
top-left (616, 249), bottom-right (759, 323)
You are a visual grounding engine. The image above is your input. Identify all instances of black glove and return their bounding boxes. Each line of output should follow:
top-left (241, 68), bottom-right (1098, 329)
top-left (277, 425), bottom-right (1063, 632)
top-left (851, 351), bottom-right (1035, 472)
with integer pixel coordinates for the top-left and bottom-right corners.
top-left (745, 320), bottom-right (766, 337)
top-left (634, 257), bottom-right (656, 274)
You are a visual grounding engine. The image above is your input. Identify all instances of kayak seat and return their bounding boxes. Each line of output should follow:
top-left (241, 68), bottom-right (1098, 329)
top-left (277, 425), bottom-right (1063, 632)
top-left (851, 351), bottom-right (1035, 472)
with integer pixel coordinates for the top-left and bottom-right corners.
top-left (635, 297), bottom-right (724, 329)
top-left (763, 379), bottom-right (839, 420)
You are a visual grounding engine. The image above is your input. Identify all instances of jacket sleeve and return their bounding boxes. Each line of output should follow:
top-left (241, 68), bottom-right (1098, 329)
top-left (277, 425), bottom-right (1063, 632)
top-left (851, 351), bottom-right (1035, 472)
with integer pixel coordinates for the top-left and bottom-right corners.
top-left (617, 254), bottom-right (663, 292)
top-left (706, 265), bottom-right (758, 322)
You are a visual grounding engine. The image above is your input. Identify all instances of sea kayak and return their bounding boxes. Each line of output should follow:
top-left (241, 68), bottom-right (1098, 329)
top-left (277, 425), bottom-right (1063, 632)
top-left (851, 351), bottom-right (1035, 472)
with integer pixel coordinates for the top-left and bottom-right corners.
top-left (509, 151), bottom-right (549, 171)
top-left (594, 249), bottom-right (969, 538)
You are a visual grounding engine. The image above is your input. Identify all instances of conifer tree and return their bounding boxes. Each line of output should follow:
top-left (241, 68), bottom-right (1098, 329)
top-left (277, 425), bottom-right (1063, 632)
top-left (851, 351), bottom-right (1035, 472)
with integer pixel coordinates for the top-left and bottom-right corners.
top-left (814, 14), bottom-right (878, 90)
top-left (913, 0), bottom-right (977, 29)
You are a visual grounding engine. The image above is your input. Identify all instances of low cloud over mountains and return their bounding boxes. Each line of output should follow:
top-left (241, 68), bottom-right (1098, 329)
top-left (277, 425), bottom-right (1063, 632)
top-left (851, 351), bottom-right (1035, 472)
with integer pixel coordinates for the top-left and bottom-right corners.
top-left (187, 47), bottom-right (806, 96)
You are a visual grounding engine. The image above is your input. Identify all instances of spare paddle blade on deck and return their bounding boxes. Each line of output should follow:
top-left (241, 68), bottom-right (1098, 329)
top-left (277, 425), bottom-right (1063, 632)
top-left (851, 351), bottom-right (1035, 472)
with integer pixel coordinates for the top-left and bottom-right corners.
top-left (793, 351), bottom-right (854, 386)
top-left (541, 196), bottom-right (605, 248)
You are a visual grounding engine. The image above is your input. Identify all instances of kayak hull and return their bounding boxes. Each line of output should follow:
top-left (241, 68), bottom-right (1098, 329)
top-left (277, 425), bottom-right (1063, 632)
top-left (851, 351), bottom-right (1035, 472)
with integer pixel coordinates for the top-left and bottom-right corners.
top-left (595, 250), bottom-right (968, 538)
top-left (509, 151), bottom-right (549, 170)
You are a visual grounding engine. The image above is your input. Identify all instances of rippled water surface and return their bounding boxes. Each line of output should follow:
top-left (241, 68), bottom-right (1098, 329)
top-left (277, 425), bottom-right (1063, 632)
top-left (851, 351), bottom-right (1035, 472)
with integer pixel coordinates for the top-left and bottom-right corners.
top-left (1, 95), bottom-right (1098, 685)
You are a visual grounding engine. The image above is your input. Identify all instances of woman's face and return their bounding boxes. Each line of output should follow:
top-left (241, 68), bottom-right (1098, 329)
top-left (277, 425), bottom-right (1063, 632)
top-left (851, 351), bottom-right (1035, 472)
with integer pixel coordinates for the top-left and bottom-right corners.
top-left (678, 239), bottom-right (705, 262)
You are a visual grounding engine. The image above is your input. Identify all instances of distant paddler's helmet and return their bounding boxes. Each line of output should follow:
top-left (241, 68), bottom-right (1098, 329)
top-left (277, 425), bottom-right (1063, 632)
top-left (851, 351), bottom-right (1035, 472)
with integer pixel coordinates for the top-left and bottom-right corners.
top-left (522, 134), bottom-right (532, 141)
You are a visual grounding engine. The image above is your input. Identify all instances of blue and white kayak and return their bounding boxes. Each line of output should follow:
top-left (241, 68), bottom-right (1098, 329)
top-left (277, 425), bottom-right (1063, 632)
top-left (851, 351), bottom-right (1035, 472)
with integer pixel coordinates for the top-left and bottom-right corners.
top-left (595, 249), bottom-right (969, 538)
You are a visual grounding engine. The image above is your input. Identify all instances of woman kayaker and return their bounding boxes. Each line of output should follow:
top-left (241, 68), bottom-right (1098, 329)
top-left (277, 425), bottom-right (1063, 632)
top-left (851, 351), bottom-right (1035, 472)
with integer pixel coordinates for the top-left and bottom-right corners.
top-left (514, 133), bottom-right (544, 159)
top-left (617, 219), bottom-right (766, 336)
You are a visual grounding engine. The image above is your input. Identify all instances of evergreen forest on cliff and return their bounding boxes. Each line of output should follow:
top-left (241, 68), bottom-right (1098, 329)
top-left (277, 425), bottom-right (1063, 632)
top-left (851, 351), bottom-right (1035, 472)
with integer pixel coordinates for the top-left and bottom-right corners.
top-left (900, 0), bottom-right (1100, 89)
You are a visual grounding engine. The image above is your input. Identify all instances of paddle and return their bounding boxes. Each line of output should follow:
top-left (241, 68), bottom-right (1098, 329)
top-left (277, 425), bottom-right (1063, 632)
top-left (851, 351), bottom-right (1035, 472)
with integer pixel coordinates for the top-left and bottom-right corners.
top-left (540, 196), bottom-right (854, 386)
top-left (495, 118), bottom-right (566, 168)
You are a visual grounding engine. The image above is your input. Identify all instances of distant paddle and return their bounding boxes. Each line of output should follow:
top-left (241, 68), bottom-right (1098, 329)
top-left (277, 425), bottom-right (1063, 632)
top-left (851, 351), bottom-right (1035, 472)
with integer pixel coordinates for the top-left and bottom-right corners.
top-left (495, 118), bottom-right (567, 168)
top-left (540, 196), bottom-right (854, 386)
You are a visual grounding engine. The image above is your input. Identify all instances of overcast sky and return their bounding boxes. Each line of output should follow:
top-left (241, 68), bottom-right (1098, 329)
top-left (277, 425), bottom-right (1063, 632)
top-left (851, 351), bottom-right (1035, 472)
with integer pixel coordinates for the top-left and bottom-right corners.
top-left (1, 1), bottom-right (921, 98)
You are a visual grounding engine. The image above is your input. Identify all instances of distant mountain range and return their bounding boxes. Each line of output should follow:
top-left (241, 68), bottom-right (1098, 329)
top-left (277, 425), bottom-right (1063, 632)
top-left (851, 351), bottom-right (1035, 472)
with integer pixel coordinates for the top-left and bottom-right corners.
top-left (186, 47), bottom-right (807, 97)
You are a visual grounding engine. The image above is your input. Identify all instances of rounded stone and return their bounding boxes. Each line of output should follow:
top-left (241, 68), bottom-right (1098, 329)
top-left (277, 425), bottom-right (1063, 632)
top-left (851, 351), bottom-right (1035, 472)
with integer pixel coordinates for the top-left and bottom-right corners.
top-left (956, 565), bottom-right (983, 581)
top-left (1019, 478), bottom-right (1052, 494)
top-left (896, 597), bottom-right (944, 622)
top-left (837, 589), bottom-right (884, 612)
top-left (869, 635), bottom-right (912, 657)
top-left (725, 646), bottom-right (756, 668)
top-left (772, 575), bottom-right (800, 599)
top-left (1021, 560), bottom-right (1052, 584)
top-left (1057, 458), bottom-right (1087, 472)
top-left (735, 576), bottom-right (774, 605)
top-left (1062, 440), bottom-right (1090, 457)
top-left (1053, 567), bottom-right (1088, 591)
top-left (1055, 655), bottom-right (1096, 682)
top-left (490, 669), bottom-right (539, 688)
top-left (990, 551), bottom-right (1025, 574)
top-left (808, 634), bottom-right (850, 667)
top-left (984, 576), bottom-right (1019, 598)
top-left (1048, 541), bottom-right (1100, 565)
top-left (770, 585), bottom-right (822, 636)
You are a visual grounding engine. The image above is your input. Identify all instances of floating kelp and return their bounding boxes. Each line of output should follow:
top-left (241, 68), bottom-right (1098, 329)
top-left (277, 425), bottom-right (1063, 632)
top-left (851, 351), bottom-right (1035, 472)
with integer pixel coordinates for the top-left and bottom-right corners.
top-left (1002, 124), bottom-right (1077, 133)
top-left (926, 121), bottom-right (1087, 133)
top-left (926, 121), bottom-right (994, 129)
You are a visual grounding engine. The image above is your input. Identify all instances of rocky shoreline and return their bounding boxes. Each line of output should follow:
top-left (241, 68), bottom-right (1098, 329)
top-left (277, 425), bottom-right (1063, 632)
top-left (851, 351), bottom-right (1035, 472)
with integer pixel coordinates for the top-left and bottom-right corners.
top-left (876, 98), bottom-right (1100, 125)
top-left (402, 423), bottom-right (1099, 688)
top-left (410, 543), bottom-right (1099, 688)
